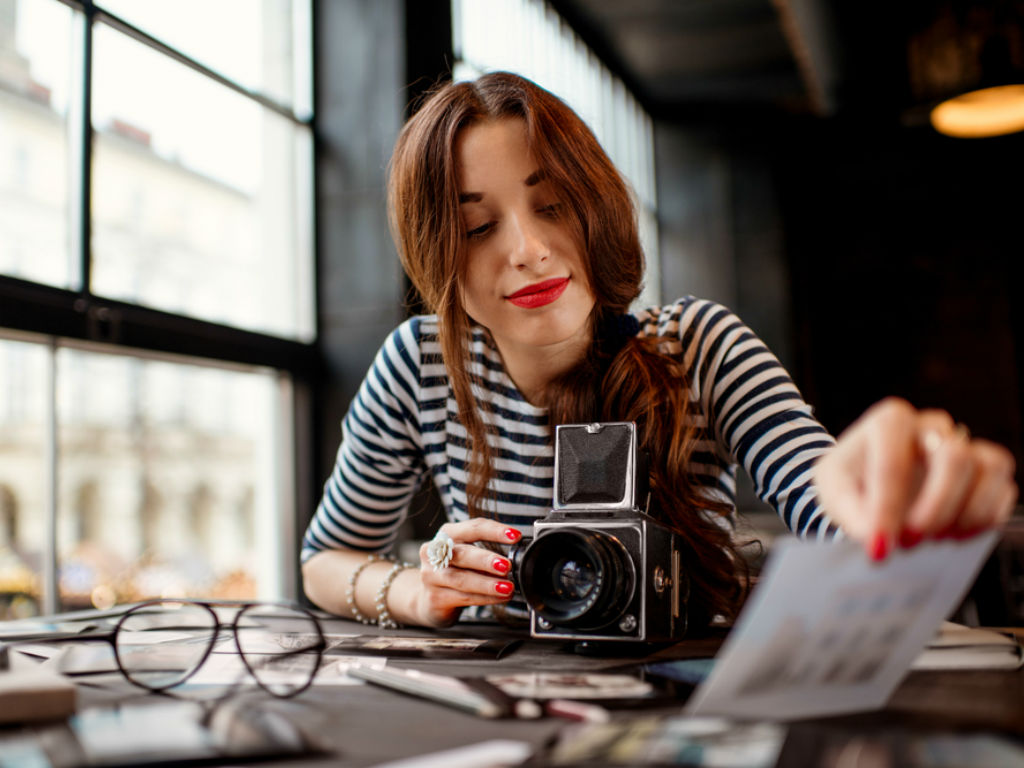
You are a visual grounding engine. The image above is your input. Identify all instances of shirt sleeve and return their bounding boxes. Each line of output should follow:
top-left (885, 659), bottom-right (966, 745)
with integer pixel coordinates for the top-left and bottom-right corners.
top-left (300, 319), bottom-right (427, 562)
top-left (692, 301), bottom-right (840, 540)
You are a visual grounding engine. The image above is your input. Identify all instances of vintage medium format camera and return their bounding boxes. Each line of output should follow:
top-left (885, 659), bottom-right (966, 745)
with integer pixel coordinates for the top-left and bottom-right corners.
top-left (509, 422), bottom-right (690, 643)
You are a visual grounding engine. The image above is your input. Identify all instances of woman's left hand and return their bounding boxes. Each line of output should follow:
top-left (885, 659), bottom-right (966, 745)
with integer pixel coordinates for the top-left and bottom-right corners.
top-left (813, 397), bottom-right (1018, 559)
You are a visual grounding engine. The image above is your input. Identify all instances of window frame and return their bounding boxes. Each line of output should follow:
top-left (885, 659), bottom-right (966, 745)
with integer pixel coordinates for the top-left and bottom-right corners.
top-left (0, 0), bottom-right (319, 612)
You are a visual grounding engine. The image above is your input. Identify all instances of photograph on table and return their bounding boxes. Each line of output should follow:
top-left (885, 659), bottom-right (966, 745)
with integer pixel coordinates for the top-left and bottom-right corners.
top-left (330, 634), bottom-right (522, 659)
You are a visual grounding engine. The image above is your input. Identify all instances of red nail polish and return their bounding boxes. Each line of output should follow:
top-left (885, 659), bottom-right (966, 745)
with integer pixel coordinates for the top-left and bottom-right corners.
top-left (869, 532), bottom-right (888, 562)
top-left (898, 529), bottom-right (923, 549)
top-left (953, 527), bottom-right (982, 540)
top-left (493, 558), bottom-right (510, 574)
top-left (504, 528), bottom-right (521, 542)
top-left (495, 581), bottom-right (514, 596)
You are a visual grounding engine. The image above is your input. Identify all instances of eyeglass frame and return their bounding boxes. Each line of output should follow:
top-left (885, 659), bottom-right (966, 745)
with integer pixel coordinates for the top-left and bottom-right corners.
top-left (0, 599), bottom-right (327, 699)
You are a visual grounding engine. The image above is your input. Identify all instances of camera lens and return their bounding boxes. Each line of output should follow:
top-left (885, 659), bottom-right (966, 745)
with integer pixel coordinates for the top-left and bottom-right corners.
top-left (518, 528), bottom-right (635, 631)
top-left (551, 555), bottom-right (596, 601)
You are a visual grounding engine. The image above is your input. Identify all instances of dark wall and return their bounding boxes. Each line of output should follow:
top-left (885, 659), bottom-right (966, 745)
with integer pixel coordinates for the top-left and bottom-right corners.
top-left (781, 122), bottom-right (1022, 466)
top-left (313, 0), bottom-right (453, 549)
top-left (656, 115), bottom-right (1024, 493)
top-left (314, 0), bottom-right (406, 500)
top-left (655, 120), bottom-right (800, 521)
top-left (655, 124), bottom-right (796, 371)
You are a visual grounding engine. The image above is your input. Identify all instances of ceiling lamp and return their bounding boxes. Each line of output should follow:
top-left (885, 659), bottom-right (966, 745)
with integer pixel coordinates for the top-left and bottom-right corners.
top-left (930, 84), bottom-right (1024, 138)
top-left (907, 1), bottom-right (1024, 138)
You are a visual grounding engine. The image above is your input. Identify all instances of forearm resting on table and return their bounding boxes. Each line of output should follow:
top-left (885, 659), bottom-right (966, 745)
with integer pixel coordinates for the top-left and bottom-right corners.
top-left (302, 549), bottom-right (422, 626)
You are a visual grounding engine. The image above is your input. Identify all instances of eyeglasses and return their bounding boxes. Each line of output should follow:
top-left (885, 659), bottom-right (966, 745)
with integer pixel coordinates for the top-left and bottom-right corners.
top-left (1, 600), bottom-right (326, 699)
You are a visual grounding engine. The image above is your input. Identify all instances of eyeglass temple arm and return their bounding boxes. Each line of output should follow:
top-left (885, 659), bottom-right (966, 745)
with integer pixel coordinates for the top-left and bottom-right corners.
top-left (0, 630), bottom-right (116, 671)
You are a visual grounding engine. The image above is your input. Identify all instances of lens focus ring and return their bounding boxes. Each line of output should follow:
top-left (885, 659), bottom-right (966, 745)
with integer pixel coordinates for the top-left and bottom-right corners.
top-left (518, 528), bottom-right (635, 631)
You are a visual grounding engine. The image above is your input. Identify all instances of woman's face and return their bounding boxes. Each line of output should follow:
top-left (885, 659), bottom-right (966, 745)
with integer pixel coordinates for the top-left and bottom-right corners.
top-left (455, 118), bottom-right (596, 358)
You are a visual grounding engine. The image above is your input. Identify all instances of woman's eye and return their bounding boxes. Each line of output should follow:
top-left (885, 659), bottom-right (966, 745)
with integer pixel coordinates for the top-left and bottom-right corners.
top-left (537, 203), bottom-right (562, 217)
top-left (466, 222), bottom-right (493, 239)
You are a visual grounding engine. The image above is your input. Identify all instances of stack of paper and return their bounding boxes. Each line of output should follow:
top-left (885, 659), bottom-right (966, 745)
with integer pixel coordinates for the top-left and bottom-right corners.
top-left (911, 622), bottom-right (1023, 671)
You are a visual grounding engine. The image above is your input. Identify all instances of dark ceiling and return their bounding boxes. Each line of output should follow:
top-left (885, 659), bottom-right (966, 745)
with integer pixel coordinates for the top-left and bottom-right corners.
top-left (548, 0), bottom-right (1024, 126)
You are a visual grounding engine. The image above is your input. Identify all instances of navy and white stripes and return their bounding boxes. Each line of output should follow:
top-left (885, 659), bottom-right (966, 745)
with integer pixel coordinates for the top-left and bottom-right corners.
top-left (301, 296), bottom-right (837, 563)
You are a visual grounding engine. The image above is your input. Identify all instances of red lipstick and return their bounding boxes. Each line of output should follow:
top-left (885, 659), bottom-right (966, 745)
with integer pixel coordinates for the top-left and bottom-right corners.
top-left (506, 278), bottom-right (569, 309)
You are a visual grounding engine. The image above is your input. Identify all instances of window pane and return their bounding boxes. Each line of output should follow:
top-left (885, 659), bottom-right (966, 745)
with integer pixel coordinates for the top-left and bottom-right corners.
top-left (97, 0), bottom-right (312, 117)
top-left (91, 23), bottom-right (315, 341)
top-left (0, 0), bottom-right (74, 288)
top-left (0, 337), bottom-right (48, 619)
top-left (55, 347), bottom-right (284, 611)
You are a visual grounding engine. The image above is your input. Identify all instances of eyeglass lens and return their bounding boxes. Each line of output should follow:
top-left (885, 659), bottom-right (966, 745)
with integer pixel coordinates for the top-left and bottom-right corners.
top-left (114, 601), bottom-right (322, 696)
top-left (115, 601), bottom-right (219, 690)
top-left (235, 604), bottom-right (323, 697)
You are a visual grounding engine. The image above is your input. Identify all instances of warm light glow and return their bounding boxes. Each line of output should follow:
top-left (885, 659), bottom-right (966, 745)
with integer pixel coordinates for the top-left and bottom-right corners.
top-left (930, 84), bottom-right (1024, 138)
top-left (90, 584), bottom-right (117, 610)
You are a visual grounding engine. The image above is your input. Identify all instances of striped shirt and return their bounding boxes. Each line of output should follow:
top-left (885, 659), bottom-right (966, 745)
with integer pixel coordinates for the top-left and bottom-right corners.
top-left (301, 296), bottom-right (838, 562)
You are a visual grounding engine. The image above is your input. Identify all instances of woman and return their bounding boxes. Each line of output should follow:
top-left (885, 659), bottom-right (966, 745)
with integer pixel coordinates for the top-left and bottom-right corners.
top-left (301, 72), bottom-right (1017, 631)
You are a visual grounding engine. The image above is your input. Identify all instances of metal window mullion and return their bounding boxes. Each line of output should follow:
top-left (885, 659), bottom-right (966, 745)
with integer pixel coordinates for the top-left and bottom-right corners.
top-left (275, 372), bottom-right (298, 601)
top-left (65, 8), bottom-right (90, 295)
top-left (80, 6), bottom-right (93, 296)
top-left (42, 338), bottom-right (60, 615)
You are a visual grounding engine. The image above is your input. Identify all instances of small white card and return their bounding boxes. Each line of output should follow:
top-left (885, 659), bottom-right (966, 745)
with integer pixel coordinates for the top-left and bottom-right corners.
top-left (685, 531), bottom-right (998, 720)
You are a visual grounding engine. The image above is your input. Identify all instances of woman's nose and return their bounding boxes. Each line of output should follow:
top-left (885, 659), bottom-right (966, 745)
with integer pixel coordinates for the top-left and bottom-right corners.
top-left (508, 214), bottom-right (549, 269)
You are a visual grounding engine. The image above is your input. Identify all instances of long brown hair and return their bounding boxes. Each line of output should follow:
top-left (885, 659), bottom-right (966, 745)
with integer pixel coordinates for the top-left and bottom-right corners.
top-left (388, 72), bottom-right (747, 624)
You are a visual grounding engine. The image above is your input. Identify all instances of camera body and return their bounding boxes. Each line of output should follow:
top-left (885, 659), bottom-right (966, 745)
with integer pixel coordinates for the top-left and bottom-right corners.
top-left (511, 422), bottom-right (689, 643)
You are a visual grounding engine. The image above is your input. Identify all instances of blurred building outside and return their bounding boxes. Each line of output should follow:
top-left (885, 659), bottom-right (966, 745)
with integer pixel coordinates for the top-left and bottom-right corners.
top-left (0, 0), bottom-right (292, 618)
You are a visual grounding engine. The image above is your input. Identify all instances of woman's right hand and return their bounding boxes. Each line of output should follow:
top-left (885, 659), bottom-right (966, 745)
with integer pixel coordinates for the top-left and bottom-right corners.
top-left (410, 519), bottom-right (522, 628)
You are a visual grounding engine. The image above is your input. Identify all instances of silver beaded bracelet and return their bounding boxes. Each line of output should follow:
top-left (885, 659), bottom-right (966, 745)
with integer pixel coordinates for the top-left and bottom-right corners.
top-left (346, 554), bottom-right (380, 625)
top-left (375, 560), bottom-right (416, 630)
top-left (346, 554), bottom-right (416, 628)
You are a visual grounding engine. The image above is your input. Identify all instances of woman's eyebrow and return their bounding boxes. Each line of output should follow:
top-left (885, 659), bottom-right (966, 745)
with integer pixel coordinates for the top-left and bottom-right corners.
top-left (459, 170), bottom-right (545, 203)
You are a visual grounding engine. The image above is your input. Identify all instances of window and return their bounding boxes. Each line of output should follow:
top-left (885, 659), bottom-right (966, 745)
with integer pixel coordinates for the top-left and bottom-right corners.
top-left (0, 0), bottom-right (74, 288)
top-left (0, 0), bottom-right (314, 617)
top-left (452, 0), bottom-right (660, 308)
top-left (0, 336), bottom-right (47, 619)
top-left (89, 17), bottom-right (314, 339)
